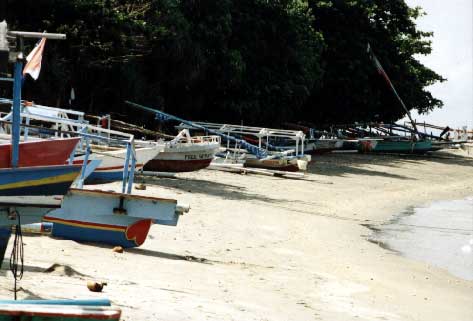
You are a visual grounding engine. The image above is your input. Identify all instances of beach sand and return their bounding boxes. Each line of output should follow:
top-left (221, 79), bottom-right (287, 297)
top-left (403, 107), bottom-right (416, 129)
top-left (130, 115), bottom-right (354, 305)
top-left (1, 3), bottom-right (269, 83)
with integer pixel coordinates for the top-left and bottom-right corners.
top-left (1, 151), bottom-right (473, 321)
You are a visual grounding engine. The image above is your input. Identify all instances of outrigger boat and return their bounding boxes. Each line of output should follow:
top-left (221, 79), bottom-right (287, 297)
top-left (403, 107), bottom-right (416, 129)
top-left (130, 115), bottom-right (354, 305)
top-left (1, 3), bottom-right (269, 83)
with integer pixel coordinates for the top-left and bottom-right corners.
top-left (75, 145), bottom-right (161, 183)
top-left (357, 44), bottom-right (438, 154)
top-left (0, 23), bottom-right (127, 319)
top-left (0, 137), bottom-right (80, 167)
top-left (143, 129), bottom-right (220, 172)
top-left (1, 26), bottom-right (189, 264)
top-left (358, 138), bottom-right (433, 154)
top-left (0, 100), bottom-right (163, 182)
top-left (167, 115), bottom-right (311, 172)
top-left (42, 188), bottom-right (188, 248)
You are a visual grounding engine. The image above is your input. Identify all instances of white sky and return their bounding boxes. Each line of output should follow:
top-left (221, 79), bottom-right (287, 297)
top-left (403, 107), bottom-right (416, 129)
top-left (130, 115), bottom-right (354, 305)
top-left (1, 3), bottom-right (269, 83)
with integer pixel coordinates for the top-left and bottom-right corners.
top-left (402, 0), bottom-right (473, 129)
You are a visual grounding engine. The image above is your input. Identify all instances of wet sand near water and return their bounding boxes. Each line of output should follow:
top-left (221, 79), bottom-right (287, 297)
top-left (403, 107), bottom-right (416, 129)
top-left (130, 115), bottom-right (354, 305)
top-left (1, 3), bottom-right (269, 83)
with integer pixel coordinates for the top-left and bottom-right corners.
top-left (368, 197), bottom-right (473, 281)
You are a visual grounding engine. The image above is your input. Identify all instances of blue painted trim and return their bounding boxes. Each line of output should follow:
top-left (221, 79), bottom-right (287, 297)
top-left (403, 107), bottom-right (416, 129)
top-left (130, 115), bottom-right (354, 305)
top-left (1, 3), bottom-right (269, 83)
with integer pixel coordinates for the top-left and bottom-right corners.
top-left (0, 165), bottom-right (81, 196)
top-left (122, 143), bottom-right (131, 193)
top-left (0, 165), bottom-right (81, 184)
top-left (0, 182), bottom-right (74, 196)
top-left (127, 148), bottom-right (136, 194)
top-left (11, 60), bottom-right (23, 168)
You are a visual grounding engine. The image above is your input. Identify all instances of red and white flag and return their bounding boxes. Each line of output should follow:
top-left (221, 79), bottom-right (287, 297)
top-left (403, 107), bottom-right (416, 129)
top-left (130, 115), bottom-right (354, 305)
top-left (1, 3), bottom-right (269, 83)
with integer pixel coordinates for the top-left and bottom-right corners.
top-left (23, 37), bottom-right (47, 80)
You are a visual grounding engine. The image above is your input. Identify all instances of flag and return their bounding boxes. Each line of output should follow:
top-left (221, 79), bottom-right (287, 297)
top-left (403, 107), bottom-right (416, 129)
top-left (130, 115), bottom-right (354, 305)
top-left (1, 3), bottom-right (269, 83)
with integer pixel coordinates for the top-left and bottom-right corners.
top-left (367, 43), bottom-right (392, 86)
top-left (23, 37), bottom-right (47, 80)
top-left (367, 42), bottom-right (407, 110)
top-left (69, 87), bottom-right (75, 106)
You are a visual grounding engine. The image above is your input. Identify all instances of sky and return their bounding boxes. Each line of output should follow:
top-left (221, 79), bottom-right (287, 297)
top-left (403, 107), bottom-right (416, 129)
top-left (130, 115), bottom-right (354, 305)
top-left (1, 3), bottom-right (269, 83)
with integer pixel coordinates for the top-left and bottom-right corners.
top-left (401, 0), bottom-right (473, 129)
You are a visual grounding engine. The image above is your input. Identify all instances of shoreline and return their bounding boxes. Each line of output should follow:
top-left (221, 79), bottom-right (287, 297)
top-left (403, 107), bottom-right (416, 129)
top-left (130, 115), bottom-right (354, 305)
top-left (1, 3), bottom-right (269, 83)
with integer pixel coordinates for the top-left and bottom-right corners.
top-left (367, 196), bottom-right (473, 282)
top-left (1, 151), bottom-right (473, 320)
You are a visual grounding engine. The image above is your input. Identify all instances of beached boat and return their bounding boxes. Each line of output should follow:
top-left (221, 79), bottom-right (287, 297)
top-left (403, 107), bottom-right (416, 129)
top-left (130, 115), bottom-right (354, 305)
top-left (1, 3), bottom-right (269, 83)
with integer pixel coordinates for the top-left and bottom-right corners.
top-left (0, 137), bottom-right (80, 168)
top-left (1, 99), bottom-right (161, 182)
top-left (312, 139), bottom-right (344, 154)
top-left (358, 138), bottom-right (433, 154)
top-left (244, 157), bottom-right (300, 172)
top-left (143, 130), bottom-right (220, 172)
top-left (75, 146), bottom-right (161, 183)
top-left (0, 29), bottom-right (189, 310)
top-left (0, 301), bottom-right (121, 321)
top-left (45, 215), bottom-right (153, 248)
top-left (280, 138), bottom-right (343, 155)
top-left (126, 102), bottom-right (311, 173)
top-left (41, 188), bottom-right (189, 247)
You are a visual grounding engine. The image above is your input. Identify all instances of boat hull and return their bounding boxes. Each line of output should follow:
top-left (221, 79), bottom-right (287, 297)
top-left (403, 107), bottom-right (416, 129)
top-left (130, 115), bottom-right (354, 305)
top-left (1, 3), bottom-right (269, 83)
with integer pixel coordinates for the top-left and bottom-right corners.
top-left (244, 158), bottom-right (300, 172)
top-left (0, 165), bottom-right (81, 196)
top-left (144, 143), bottom-right (219, 172)
top-left (44, 215), bottom-right (152, 248)
top-left (0, 228), bottom-right (10, 267)
top-left (309, 140), bottom-right (344, 154)
top-left (77, 147), bottom-right (160, 183)
top-left (144, 158), bottom-right (213, 172)
top-left (358, 140), bottom-right (433, 154)
top-left (0, 138), bottom-right (80, 168)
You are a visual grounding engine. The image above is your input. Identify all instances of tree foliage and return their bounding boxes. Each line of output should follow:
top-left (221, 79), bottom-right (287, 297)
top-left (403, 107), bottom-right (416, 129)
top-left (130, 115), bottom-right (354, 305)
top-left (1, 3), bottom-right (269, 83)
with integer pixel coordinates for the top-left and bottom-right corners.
top-left (1, 0), bottom-right (444, 127)
top-left (304, 0), bottom-right (445, 124)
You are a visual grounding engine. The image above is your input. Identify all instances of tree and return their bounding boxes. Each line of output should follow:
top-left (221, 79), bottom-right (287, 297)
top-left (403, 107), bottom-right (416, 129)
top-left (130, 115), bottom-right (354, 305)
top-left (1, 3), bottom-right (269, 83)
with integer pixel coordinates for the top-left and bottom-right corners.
top-left (304, 0), bottom-right (445, 125)
top-left (2, 0), bottom-right (444, 128)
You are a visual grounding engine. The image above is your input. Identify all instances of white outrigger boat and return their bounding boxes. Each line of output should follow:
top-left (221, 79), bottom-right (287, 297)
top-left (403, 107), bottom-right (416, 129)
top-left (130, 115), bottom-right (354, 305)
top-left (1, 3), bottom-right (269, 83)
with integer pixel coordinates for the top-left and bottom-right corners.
top-left (142, 129), bottom-right (220, 172)
top-left (126, 101), bottom-right (311, 172)
top-left (177, 121), bottom-right (311, 171)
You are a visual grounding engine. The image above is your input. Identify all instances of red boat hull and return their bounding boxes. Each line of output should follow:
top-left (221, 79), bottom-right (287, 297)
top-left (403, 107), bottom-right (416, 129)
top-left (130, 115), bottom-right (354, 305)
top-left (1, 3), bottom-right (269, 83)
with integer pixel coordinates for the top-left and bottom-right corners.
top-left (144, 158), bottom-right (212, 172)
top-left (0, 138), bottom-right (80, 168)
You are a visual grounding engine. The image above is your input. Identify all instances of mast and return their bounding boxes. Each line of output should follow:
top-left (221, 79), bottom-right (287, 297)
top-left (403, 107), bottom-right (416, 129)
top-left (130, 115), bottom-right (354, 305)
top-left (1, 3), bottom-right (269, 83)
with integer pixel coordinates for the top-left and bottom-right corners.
top-left (0, 23), bottom-right (66, 167)
top-left (367, 43), bottom-right (420, 139)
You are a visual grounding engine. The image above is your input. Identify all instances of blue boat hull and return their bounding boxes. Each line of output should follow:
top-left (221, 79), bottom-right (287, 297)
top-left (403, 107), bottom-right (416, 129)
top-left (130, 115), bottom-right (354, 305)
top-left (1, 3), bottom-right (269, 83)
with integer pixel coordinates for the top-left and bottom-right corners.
top-left (46, 215), bottom-right (153, 248)
top-left (85, 170), bottom-right (124, 184)
top-left (0, 165), bottom-right (81, 196)
top-left (0, 228), bottom-right (11, 268)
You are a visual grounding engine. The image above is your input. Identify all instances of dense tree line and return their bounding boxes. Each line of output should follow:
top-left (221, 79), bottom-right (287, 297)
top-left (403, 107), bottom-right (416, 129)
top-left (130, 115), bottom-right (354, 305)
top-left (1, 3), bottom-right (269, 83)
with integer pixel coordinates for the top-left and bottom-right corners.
top-left (0, 0), bottom-right (444, 128)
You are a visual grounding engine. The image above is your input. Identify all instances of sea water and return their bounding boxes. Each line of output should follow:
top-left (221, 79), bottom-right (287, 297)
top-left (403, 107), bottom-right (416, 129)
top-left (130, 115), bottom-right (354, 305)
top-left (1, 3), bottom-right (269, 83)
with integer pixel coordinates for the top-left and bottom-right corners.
top-left (369, 197), bottom-right (473, 280)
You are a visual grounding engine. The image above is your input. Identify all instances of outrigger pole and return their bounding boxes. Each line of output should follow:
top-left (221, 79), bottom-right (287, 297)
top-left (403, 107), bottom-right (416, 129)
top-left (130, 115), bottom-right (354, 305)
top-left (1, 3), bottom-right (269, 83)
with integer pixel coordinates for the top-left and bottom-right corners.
top-left (367, 43), bottom-right (420, 139)
top-left (125, 101), bottom-right (270, 158)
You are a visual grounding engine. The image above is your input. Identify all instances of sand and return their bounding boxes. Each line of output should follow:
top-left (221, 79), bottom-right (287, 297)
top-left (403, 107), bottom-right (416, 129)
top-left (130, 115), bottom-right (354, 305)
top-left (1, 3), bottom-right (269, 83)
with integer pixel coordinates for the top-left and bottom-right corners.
top-left (1, 150), bottom-right (473, 321)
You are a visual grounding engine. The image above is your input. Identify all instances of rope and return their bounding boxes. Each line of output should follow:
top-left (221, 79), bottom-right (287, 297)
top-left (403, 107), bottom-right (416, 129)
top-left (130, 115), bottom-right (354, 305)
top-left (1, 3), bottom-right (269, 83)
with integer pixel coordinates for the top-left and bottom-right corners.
top-left (9, 212), bottom-right (24, 300)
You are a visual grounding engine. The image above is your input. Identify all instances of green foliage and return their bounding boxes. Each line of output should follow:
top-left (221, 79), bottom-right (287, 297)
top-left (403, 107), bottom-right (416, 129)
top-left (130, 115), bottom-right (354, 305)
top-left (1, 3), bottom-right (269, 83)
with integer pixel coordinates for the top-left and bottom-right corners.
top-left (1, 0), bottom-right (444, 126)
top-left (305, 0), bottom-right (445, 124)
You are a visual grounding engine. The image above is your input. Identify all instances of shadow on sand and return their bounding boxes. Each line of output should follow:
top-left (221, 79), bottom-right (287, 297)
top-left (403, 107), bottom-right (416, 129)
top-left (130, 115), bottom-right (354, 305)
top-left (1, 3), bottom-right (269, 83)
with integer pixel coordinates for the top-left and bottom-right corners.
top-left (138, 175), bottom-right (290, 203)
top-left (308, 151), bottom-right (473, 180)
top-left (126, 248), bottom-right (211, 264)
